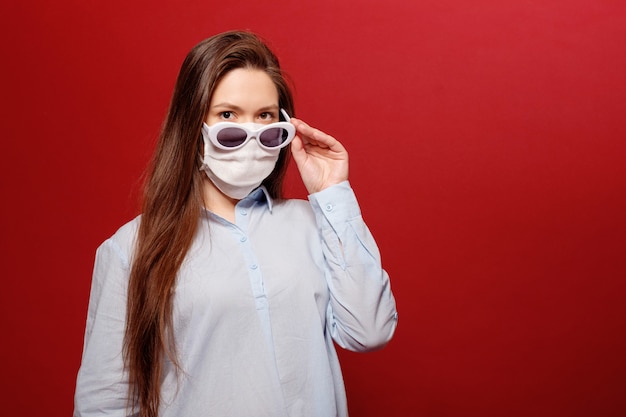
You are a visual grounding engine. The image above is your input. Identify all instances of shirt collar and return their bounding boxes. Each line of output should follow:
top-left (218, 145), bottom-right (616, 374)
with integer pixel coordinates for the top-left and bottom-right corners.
top-left (241, 186), bottom-right (273, 213)
top-left (201, 186), bottom-right (274, 220)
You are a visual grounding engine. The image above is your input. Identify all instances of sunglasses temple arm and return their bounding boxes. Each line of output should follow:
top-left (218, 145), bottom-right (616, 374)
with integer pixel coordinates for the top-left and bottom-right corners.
top-left (280, 108), bottom-right (291, 122)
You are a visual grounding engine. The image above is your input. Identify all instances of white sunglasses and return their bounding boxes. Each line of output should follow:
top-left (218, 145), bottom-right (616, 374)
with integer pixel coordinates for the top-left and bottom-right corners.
top-left (204, 109), bottom-right (295, 150)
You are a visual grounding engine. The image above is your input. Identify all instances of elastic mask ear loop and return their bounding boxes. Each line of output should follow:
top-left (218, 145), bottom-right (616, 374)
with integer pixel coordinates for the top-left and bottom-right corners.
top-left (199, 126), bottom-right (208, 170)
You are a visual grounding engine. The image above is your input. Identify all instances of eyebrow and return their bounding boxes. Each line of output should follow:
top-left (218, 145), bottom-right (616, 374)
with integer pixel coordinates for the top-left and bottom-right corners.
top-left (210, 103), bottom-right (279, 113)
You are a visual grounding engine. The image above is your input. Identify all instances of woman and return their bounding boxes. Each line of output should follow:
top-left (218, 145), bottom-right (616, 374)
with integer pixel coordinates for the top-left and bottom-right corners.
top-left (74, 30), bottom-right (397, 417)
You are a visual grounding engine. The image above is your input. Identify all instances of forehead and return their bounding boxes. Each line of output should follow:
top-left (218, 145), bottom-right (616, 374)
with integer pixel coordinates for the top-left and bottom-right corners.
top-left (210, 68), bottom-right (279, 108)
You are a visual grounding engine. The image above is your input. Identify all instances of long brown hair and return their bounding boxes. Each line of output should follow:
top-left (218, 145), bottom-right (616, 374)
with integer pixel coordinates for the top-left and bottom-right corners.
top-left (124, 31), bottom-right (295, 417)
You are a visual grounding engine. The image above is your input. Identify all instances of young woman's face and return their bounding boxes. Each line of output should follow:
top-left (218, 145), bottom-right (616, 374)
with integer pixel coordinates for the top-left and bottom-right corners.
top-left (206, 68), bottom-right (280, 126)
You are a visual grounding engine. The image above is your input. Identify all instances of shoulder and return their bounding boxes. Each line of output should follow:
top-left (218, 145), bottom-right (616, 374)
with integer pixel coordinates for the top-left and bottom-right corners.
top-left (269, 198), bottom-right (317, 228)
top-left (273, 198), bottom-right (315, 216)
top-left (96, 215), bottom-right (141, 268)
top-left (109, 215), bottom-right (141, 246)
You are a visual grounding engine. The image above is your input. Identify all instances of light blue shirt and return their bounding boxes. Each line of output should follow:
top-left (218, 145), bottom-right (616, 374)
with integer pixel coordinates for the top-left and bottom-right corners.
top-left (74, 181), bottom-right (398, 417)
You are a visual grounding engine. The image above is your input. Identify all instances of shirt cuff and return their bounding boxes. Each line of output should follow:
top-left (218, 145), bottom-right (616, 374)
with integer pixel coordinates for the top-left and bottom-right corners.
top-left (308, 181), bottom-right (362, 225)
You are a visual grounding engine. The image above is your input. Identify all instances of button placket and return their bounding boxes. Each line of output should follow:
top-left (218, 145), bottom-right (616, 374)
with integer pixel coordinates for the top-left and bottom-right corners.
top-left (233, 202), bottom-right (268, 311)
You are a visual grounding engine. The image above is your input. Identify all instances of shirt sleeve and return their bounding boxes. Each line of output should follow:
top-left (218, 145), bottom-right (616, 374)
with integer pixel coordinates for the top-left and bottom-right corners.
top-left (74, 238), bottom-right (134, 416)
top-left (308, 181), bottom-right (398, 352)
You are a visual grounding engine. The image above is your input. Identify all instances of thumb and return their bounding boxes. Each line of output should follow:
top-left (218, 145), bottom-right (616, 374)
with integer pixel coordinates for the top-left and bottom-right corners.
top-left (290, 135), bottom-right (307, 167)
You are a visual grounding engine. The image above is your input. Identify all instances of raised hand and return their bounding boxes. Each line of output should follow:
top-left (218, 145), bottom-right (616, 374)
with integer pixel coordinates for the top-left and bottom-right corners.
top-left (289, 117), bottom-right (349, 195)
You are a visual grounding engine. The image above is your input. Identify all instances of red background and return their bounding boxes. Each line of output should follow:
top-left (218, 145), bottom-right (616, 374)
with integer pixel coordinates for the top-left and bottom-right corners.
top-left (2, 0), bottom-right (625, 416)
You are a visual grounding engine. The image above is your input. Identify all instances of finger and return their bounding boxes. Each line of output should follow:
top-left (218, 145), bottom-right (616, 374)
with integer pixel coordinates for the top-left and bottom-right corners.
top-left (291, 118), bottom-right (328, 141)
top-left (290, 120), bottom-right (313, 145)
top-left (290, 135), bottom-right (307, 166)
top-left (291, 118), bottom-right (342, 151)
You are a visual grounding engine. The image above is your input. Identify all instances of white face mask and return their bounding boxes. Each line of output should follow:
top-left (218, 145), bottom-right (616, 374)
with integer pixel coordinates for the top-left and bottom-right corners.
top-left (200, 122), bottom-right (280, 199)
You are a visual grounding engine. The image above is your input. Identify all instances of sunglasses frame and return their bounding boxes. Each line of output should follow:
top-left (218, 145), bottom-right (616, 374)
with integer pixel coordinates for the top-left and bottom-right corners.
top-left (205, 109), bottom-right (295, 151)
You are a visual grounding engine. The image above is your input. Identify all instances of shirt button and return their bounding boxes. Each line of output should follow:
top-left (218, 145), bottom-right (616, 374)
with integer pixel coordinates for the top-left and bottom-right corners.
top-left (240, 210), bottom-right (248, 216)
top-left (240, 236), bottom-right (247, 243)
top-left (325, 204), bottom-right (333, 212)
top-left (250, 264), bottom-right (258, 270)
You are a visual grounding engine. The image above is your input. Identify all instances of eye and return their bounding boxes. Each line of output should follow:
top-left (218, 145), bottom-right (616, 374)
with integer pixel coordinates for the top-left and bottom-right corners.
top-left (259, 112), bottom-right (275, 122)
top-left (220, 111), bottom-right (234, 120)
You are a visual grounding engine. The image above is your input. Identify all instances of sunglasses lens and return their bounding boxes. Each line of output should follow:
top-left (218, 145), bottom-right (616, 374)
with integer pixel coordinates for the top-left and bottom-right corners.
top-left (216, 128), bottom-right (247, 148)
top-left (259, 128), bottom-right (290, 148)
